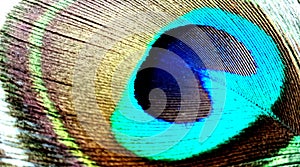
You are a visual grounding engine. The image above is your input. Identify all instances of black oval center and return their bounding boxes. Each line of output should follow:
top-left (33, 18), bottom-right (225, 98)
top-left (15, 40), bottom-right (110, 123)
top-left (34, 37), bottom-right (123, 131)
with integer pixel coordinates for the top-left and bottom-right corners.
top-left (134, 25), bottom-right (255, 123)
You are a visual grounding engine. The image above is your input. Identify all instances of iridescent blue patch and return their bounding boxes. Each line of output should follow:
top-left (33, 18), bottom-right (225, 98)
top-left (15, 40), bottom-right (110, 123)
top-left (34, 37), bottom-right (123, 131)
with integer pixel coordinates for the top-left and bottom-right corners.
top-left (111, 7), bottom-right (285, 161)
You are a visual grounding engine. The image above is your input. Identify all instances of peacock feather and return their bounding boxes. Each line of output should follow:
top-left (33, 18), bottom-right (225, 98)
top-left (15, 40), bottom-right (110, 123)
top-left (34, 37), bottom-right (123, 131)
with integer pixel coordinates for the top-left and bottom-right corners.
top-left (0, 0), bottom-right (300, 166)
